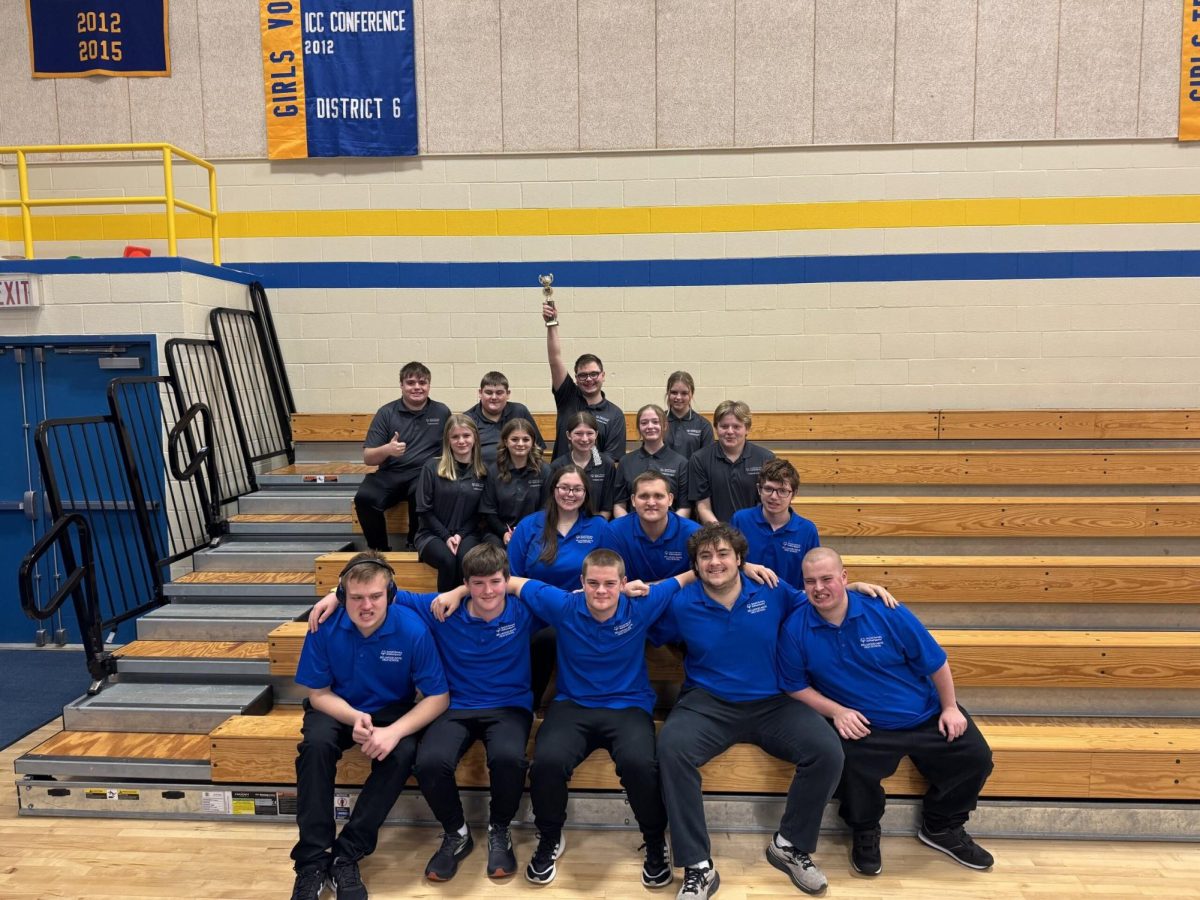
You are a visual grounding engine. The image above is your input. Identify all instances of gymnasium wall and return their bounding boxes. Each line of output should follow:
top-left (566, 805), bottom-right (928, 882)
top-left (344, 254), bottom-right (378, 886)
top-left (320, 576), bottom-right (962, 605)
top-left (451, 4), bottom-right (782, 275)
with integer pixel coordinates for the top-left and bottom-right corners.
top-left (2, 1), bottom-right (1199, 416)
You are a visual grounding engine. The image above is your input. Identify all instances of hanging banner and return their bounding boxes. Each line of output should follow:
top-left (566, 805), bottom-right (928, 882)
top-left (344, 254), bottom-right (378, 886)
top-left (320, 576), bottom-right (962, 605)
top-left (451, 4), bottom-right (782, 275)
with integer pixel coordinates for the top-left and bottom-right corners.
top-left (260, 0), bottom-right (418, 159)
top-left (26, 0), bottom-right (170, 78)
top-left (1181, 0), bottom-right (1200, 140)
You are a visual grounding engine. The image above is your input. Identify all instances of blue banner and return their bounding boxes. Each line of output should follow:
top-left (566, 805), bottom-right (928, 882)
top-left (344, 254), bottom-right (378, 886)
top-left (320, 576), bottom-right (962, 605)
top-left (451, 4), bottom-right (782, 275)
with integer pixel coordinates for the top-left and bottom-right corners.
top-left (260, 0), bottom-right (418, 158)
top-left (27, 0), bottom-right (169, 78)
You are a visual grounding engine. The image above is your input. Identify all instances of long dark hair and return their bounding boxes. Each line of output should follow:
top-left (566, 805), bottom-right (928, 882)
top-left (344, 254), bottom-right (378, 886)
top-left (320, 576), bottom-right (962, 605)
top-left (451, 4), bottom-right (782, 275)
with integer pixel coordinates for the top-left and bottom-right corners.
top-left (496, 417), bottom-right (543, 483)
top-left (564, 410), bottom-right (602, 467)
top-left (539, 463), bottom-right (595, 565)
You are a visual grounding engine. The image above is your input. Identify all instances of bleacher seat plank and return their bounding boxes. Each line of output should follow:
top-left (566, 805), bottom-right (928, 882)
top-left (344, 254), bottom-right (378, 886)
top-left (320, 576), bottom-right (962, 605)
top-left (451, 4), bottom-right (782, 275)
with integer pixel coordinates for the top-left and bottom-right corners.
top-left (26, 729), bottom-right (211, 762)
top-left (803, 496), bottom-right (1200, 537)
top-left (315, 551), bottom-right (434, 594)
top-left (936, 410), bottom-right (1199, 440)
top-left (269, 622), bottom-right (311, 674)
top-left (268, 462), bottom-right (374, 477)
top-left (174, 571), bottom-right (316, 585)
top-left (783, 450), bottom-right (1200, 485)
top-left (290, 414), bottom-right (376, 442)
top-left (116, 640), bottom-right (269, 661)
top-left (842, 555), bottom-right (1200, 603)
top-left (208, 708), bottom-right (1200, 799)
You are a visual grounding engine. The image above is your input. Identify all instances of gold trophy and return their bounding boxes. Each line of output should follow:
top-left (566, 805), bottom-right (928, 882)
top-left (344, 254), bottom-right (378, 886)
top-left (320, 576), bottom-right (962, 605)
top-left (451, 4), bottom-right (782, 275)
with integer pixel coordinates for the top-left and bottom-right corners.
top-left (539, 273), bottom-right (558, 326)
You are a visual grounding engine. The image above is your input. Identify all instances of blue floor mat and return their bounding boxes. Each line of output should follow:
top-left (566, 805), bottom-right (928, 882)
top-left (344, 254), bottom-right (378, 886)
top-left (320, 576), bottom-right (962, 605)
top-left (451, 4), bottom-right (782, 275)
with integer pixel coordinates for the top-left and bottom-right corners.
top-left (0, 648), bottom-right (89, 750)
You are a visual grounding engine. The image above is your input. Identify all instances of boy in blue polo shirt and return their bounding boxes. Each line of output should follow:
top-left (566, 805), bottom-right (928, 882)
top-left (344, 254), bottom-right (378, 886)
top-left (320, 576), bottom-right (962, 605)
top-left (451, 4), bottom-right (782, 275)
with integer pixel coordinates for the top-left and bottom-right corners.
top-left (651, 523), bottom-right (896, 900)
top-left (778, 548), bottom-right (995, 877)
top-left (730, 459), bottom-right (820, 588)
top-left (290, 552), bottom-right (449, 900)
top-left (308, 543), bottom-right (542, 883)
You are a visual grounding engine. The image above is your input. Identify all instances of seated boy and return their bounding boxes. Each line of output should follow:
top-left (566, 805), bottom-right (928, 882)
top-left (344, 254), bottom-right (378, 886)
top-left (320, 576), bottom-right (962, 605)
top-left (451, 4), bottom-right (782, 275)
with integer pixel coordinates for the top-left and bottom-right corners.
top-left (778, 548), bottom-right (995, 877)
top-left (309, 543), bottom-right (540, 882)
top-left (291, 551), bottom-right (449, 900)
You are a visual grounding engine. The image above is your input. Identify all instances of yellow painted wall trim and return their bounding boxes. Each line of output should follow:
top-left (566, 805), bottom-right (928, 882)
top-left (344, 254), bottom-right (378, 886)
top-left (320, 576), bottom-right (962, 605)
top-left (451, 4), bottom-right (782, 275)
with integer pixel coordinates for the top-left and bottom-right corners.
top-left (4, 194), bottom-right (1200, 242)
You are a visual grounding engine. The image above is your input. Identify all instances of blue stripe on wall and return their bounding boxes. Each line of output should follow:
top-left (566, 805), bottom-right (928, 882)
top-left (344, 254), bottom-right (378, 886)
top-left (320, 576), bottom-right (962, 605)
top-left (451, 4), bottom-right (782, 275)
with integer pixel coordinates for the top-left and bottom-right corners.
top-left (232, 251), bottom-right (1200, 289)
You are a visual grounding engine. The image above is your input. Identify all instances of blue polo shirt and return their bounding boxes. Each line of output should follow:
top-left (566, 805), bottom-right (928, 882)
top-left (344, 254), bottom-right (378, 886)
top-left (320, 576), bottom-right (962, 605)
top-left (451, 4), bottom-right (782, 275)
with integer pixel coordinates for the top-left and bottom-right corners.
top-left (648, 574), bottom-right (805, 702)
top-left (600, 511), bottom-right (699, 583)
top-left (520, 579), bottom-right (681, 714)
top-left (508, 510), bottom-right (608, 590)
top-left (395, 591), bottom-right (542, 711)
top-left (296, 604), bottom-right (448, 714)
top-left (778, 591), bottom-right (947, 730)
top-left (730, 506), bottom-right (820, 588)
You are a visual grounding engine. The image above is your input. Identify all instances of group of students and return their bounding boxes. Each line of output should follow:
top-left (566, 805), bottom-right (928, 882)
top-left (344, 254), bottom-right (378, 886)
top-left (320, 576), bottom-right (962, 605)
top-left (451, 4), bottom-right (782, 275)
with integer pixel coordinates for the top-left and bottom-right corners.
top-left (294, 311), bottom-right (996, 900)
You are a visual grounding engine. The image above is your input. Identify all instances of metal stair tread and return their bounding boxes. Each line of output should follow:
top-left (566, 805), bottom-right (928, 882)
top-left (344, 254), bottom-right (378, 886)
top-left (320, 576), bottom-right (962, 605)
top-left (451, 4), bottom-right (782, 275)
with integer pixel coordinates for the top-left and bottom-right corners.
top-left (142, 603), bottom-right (310, 620)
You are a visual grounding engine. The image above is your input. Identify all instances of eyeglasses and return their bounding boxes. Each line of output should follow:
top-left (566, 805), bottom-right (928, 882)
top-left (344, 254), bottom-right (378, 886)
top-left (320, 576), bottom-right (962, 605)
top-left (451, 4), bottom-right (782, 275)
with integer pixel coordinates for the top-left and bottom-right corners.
top-left (556, 485), bottom-right (586, 495)
top-left (760, 485), bottom-right (793, 497)
top-left (575, 370), bottom-right (603, 381)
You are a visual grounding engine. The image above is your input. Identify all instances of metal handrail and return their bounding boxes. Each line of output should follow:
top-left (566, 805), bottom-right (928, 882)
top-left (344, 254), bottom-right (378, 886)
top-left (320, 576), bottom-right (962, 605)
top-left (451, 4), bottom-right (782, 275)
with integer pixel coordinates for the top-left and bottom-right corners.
top-left (0, 142), bottom-right (221, 264)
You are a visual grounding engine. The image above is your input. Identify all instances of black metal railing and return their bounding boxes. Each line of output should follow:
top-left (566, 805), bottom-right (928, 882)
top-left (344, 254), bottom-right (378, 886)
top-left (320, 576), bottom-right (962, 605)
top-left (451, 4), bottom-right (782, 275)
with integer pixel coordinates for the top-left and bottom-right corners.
top-left (18, 514), bottom-right (113, 691)
top-left (16, 281), bottom-right (295, 684)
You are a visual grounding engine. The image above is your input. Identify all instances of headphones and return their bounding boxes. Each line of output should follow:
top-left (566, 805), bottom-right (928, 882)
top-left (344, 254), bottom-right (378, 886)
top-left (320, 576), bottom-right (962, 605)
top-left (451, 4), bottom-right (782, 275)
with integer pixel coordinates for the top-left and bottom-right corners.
top-left (335, 556), bottom-right (398, 604)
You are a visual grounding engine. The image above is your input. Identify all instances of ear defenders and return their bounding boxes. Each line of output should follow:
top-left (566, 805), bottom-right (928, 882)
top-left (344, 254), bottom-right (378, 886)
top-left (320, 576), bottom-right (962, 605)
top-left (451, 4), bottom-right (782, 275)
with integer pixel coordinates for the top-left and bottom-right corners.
top-left (335, 557), bottom-right (398, 604)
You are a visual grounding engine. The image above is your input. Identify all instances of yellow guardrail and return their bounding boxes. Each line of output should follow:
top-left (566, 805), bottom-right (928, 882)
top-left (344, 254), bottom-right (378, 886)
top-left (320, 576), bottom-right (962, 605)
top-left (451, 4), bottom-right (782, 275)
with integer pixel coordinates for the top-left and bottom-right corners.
top-left (0, 143), bottom-right (221, 264)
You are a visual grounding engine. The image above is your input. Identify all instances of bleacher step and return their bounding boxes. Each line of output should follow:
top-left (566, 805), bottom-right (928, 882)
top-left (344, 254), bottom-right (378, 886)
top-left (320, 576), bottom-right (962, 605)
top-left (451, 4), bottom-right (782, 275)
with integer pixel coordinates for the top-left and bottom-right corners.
top-left (237, 488), bottom-right (358, 514)
top-left (137, 604), bottom-right (310, 641)
top-left (63, 682), bottom-right (272, 734)
top-left (114, 640), bottom-right (270, 679)
top-left (14, 730), bottom-right (212, 781)
top-left (226, 514), bottom-right (359, 537)
top-left (192, 539), bottom-right (354, 572)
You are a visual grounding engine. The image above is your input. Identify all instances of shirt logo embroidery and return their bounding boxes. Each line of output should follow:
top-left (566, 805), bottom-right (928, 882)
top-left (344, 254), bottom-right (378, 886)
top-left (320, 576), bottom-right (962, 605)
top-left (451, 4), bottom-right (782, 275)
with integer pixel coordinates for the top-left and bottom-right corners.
top-left (378, 649), bottom-right (405, 662)
top-left (781, 541), bottom-right (807, 554)
top-left (576, 534), bottom-right (595, 545)
top-left (859, 635), bottom-right (884, 650)
top-left (495, 623), bottom-right (516, 639)
top-left (613, 620), bottom-right (634, 637)
top-left (745, 599), bottom-right (768, 615)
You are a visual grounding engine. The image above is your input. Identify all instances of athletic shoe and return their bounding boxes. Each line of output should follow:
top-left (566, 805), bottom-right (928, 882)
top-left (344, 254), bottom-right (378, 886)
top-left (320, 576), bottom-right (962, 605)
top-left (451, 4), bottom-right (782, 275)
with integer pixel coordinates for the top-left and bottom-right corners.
top-left (425, 828), bottom-right (474, 881)
top-left (641, 837), bottom-right (673, 888)
top-left (766, 837), bottom-right (828, 895)
top-left (329, 856), bottom-right (367, 900)
top-left (917, 825), bottom-right (994, 870)
top-left (524, 830), bottom-right (566, 885)
top-left (290, 865), bottom-right (327, 900)
top-left (850, 827), bottom-right (882, 876)
top-left (676, 862), bottom-right (719, 899)
top-left (487, 824), bottom-right (518, 878)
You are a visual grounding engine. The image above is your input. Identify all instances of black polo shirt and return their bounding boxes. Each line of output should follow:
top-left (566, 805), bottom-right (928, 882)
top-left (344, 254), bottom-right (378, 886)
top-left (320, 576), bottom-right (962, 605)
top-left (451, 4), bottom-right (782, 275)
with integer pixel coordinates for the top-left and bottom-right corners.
top-left (415, 457), bottom-right (486, 541)
top-left (480, 460), bottom-right (551, 529)
top-left (688, 440), bottom-right (775, 523)
top-left (549, 452), bottom-right (617, 514)
top-left (463, 400), bottom-right (546, 466)
top-left (666, 409), bottom-right (714, 459)
top-left (364, 398), bottom-right (452, 475)
top-left (551, 376), bottom-right (626, 461)
top-left (613, 445), bottom-right (691, 510)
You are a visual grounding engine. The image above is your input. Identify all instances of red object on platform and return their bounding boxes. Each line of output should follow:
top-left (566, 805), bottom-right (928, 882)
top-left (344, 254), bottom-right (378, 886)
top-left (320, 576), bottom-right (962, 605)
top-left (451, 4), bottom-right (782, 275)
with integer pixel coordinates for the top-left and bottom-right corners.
top-left (123, 245), bottom-right (152, 258)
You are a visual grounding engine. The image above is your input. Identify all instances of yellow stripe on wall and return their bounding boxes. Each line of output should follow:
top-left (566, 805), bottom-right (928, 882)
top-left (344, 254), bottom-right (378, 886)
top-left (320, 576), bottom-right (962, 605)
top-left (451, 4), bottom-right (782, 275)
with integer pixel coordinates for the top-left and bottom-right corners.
top-left (5, 195), bottom-right (1200, 242)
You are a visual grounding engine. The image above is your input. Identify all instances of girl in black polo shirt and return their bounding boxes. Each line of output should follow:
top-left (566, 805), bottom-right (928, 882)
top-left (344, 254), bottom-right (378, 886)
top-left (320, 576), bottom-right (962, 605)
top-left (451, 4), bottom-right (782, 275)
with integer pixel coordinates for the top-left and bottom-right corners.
top-left (548, 411), bottom-right (617, 519)
top-left (415, 415), bottom-right (488, 592)
top-left (481, 418), bottom-right (551, 547)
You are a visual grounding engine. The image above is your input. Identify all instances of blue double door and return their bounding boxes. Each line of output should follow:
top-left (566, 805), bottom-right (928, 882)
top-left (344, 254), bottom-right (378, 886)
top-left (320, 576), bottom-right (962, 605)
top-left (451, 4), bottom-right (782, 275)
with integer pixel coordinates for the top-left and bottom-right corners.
top-left (0, 337), bottom-right (154, 644)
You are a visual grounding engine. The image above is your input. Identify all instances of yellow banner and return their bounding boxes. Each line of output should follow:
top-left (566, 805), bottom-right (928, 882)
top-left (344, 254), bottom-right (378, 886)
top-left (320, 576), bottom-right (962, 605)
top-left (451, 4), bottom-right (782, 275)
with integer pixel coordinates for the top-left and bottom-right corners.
top-left (260, 1), bottom-right (307, 159)
top-left (1180, 1), bottom-right (1200, 140)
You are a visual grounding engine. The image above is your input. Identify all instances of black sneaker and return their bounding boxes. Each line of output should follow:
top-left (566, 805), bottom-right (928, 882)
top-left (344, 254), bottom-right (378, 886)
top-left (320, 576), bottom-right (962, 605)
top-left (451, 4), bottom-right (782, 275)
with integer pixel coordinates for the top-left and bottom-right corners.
top-left (487, 824), bottom-right (518, 879)
top-left (425, 828), bottom-right (474, 881)
top-left (290, 865), bottom-right (328, 900)
top-left (676, 862), bottom-right (719, 899)
top-left (917, 825), bottom-right (994, 870)
top-left (851, 827), bottom-right (882, 876)
top-left (640, 837), bottom-right (673, 888)
top-left (524, 830), bottom-right (566, 885)
top-left (329, 856), bottom-right (367, 900)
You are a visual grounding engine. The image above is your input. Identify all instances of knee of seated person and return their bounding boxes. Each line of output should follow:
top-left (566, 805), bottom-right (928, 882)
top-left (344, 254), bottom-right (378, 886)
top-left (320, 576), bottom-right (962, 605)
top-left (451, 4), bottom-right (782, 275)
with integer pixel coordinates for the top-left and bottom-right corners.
top-left (486, 747), bottom-right (528, 772)
top-left (655, 723), bottom-right (692, 763)
top-left (297, 733), bottom-right (342, 763)
top-left (529, 747), bottom-right (574, 775)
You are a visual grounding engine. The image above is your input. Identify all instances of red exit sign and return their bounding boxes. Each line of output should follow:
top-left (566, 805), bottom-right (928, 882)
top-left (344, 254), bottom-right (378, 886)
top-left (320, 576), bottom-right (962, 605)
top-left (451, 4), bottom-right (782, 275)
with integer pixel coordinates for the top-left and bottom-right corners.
top-left (0, 275), bottom-right (39, 308)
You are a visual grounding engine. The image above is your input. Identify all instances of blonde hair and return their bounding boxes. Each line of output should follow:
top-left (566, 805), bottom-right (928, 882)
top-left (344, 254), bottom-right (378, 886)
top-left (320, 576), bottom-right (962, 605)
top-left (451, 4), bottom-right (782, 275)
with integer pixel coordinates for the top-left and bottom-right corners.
top-left (437, 414), bottom-right (487, 480)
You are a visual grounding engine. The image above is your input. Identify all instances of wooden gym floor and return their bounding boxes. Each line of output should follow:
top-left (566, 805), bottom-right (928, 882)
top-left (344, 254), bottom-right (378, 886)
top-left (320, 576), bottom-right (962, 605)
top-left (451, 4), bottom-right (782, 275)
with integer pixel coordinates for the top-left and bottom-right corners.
top-left (3, 721), bottom-right (1197, 899)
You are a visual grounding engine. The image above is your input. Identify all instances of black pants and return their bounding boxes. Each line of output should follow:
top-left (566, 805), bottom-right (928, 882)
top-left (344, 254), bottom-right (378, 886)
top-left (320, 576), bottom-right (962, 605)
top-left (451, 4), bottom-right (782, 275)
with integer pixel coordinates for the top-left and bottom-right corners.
top-left (354, 468), bottom-right (419, 550)
top-left (529, 700), bottom-right (666, 841)
top-left (658, 689), bottom-right (843, 867)
top-left (414, 707), bottom-right (533, 832)
top-left (837, 706), bottom-right (993, 833)
top-left (291, 701), bottom-right (417, 870)
top-left (529, 625), bottom-right (557, 709)
top-left (417, 533), bottom-right (484, 593)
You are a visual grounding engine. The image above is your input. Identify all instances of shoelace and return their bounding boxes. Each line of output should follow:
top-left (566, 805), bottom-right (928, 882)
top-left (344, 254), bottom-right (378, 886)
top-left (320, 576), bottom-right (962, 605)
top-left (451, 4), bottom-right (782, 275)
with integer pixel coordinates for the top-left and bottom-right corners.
top-left (779, 844), bottom-right (816, 869)
top-left (639, 842), bottom-right (669, 868)
top-left (489, 828), bottom-right (511, 851)
top-left (438, 832), bottom-right (465, 853)
top-left (531, 834), bottom-right (558, 868)
top-left (294, 869), bottom-right (325, 895)
top-left (332, 860), bottom-right (363, 888)
top-left (681, 867), bottom-right (709, 895)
